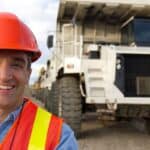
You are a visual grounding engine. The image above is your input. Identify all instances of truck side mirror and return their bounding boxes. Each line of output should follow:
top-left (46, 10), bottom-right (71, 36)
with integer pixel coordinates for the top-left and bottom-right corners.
top-left (47, 35), bottom-right (53, 48)
top-left (47, 60), bottom-right (51, 67)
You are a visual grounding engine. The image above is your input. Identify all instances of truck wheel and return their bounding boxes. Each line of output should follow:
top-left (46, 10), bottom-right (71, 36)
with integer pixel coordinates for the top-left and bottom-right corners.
top-left (44, 82), bottom-right (58, 112)
top-left (145, 119), bottom-right (150, 133)
top-left (50, 77), bottom-right (82, 137)
top-left (46, 81), bottom-right (60, 113)
top-left (60, 76), bottom-right (82, 137)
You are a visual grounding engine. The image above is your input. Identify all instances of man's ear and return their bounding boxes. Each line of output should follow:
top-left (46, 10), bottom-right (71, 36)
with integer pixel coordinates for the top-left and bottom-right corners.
top-left (26, 68), bottom-right (32, 84)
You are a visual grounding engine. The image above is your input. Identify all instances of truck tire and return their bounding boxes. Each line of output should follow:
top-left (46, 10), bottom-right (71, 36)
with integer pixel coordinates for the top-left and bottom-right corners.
top-left (49, 77), bottom-right (82, 137)
top-left (145, 119), bottom-right (150, 133)
top-left (44, 90), bottom-right (51, 111)
top-left (45, 81), bottom-right (59, 113)
top-left (44, 82), bottom-right (58, 112)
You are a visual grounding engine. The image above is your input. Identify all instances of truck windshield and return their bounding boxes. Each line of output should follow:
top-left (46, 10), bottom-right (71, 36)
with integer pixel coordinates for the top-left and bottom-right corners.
top-left (134, 19), bottom-right (150, 46)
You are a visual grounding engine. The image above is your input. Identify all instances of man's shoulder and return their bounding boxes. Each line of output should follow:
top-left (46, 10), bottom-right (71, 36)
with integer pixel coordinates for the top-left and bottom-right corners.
top-left (56, 123), bottom-right (78, 150)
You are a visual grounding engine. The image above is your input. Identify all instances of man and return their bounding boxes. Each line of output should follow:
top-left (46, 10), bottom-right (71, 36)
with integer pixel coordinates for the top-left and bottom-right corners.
top-left (0, 12), bottom-right (78, 149)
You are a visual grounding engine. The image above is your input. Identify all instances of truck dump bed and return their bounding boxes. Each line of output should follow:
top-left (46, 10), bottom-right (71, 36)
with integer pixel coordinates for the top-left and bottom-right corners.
top-left (58, 0), bottom-right (150, 23)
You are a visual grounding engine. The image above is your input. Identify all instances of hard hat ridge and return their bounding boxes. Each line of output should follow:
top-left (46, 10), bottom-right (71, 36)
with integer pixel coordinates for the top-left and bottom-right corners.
top-left (0, 12), bottom-right (41, 62)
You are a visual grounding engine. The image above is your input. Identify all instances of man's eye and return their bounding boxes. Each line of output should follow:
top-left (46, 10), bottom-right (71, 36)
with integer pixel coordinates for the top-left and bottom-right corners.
top-left (12, 63), bottom-right (23, 68)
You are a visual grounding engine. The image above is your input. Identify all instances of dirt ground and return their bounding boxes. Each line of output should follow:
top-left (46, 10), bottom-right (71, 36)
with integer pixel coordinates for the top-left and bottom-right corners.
top-left (78, 120), bottom-right (150, 150)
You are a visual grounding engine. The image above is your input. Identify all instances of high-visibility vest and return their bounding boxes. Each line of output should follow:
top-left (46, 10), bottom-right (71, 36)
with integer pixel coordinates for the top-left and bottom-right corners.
top-left (0, 99), bottom-right (63, 150)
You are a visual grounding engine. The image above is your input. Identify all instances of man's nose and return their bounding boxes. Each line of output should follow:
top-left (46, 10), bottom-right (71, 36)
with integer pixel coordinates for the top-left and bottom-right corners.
top-left (0, 62), bottom-right (12, 82)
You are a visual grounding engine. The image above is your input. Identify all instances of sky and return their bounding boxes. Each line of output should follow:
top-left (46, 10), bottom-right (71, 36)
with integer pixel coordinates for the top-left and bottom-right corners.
top-left (0, 0), bottom-right (60, 84)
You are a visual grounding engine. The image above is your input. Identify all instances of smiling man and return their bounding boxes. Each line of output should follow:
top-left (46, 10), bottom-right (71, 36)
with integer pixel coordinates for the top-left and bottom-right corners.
top-left (0, 12), bottom-right (78, 150)
top-left (0, 51), bottom-right (31, 120)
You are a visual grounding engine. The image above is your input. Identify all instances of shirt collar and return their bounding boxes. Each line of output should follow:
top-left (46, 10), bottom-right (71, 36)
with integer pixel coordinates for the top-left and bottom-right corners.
top-left (0, 102), bottom-right (24, 125)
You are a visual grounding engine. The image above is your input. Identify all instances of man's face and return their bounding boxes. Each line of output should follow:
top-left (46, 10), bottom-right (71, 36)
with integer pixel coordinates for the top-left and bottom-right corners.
top-left (0, 50), bottom-right (31, 110)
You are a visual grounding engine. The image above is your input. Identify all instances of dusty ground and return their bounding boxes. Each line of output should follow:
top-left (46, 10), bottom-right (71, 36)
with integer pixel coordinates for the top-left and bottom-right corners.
top-left (78, 120), bottom-right (150, 150)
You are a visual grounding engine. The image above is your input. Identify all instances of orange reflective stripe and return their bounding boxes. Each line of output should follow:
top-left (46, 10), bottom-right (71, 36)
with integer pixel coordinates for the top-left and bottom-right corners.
top-left (28, 107), bottom-right (52, 150)
top-left (46, 115), bottom-right (63, 150)
top-left (0, 119), bottom-right (19, 150)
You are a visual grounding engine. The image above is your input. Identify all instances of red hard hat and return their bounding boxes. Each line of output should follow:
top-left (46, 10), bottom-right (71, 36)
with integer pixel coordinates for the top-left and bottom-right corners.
top-left (0, 12), bottom-right (41, 62)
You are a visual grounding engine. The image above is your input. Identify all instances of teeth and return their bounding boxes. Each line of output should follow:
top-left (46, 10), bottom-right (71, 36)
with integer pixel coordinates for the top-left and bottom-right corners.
top-left (0, 85), bottom-right (13, 90)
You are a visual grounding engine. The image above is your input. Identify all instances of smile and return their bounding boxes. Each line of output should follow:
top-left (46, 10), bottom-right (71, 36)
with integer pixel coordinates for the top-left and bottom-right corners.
top-left (0, 85), bottom-right (14, 90)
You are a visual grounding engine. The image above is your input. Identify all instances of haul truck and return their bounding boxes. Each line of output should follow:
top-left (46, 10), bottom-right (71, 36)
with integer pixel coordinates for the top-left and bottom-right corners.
top-left (46, 0), bottom-right (150, 136)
